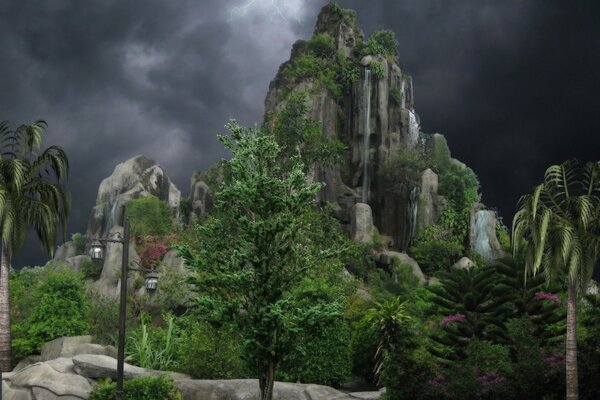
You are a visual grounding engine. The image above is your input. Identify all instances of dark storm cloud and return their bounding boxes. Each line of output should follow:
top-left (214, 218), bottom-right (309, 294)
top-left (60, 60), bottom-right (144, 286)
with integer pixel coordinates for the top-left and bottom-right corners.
top-left (2, 0), bottom-right (599, 266)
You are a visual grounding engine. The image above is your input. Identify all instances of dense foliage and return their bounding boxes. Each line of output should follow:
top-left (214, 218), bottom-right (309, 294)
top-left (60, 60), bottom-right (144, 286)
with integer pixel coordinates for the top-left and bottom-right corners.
top-left (89, 375), bottom-right (182, 400)
top-left (10, 265), bottom-right (89, 362)
top-left (125, 195), bottom-right (173, 238)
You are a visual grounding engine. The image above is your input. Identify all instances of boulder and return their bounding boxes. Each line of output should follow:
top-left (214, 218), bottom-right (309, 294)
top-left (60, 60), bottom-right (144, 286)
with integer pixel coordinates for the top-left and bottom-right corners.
top-left (161, 249), bottom-right (187, 274)
top-left (72, 354), bottom-right (189, 382)
top-left (417, 169), bottom-right (445, 233)
top-left (174, 379), bottom-right (353, 400)
top-left (53, 241), bottom-right (77, 262)
top-left (452, 257), bottom-right (475, 270)
top-left (86, 155), bottom-right (181, 240)
top-left (377, 251), bottom-right (425, 285)
top-left (2, 381), bottom-right (32, 400)
top-left (350, 203), bottom-right (377, 242)
top-left (6, 362), bottom-right (91, 399)
top-left (41, 336), bottom-right (116, 362)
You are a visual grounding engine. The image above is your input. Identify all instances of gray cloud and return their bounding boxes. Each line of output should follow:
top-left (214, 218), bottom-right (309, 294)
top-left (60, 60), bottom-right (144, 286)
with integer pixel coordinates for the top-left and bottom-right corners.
top-left (2, 0), bottom-right (599, 266)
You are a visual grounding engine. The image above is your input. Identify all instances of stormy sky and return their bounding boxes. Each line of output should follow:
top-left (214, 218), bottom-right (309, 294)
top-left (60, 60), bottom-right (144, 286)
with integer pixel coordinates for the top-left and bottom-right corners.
top-left (1, 0), bottom-right (599, 267)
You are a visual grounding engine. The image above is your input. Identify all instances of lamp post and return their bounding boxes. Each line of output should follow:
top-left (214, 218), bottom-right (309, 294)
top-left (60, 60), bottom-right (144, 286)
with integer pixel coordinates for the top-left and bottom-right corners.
top-left (89, 216), bottom-right (158, 400)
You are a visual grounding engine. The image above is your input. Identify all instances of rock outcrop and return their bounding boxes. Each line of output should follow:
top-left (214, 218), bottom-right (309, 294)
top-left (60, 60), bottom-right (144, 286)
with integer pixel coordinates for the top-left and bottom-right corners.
top-left (469, 205), bottom-right (508, 263)
top-left (86, 155), bottom-right (181, 240)
top-left (3, 337), bottom-right (381, 400)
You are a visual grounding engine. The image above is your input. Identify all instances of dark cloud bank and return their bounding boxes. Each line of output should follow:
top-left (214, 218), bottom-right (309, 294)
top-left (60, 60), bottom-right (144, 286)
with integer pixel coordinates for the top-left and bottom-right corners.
top-left (1, 0), bottom-right (598, 267)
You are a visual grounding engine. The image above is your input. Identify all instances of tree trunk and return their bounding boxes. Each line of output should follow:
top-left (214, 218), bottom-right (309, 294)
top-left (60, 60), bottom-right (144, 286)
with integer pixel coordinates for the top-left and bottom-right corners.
top-left (0, 243), bottom-right (12, 372)
top-left (259, 360), bottom-right (276, 400)
top-left (566, 281), bottom-right (578, 400)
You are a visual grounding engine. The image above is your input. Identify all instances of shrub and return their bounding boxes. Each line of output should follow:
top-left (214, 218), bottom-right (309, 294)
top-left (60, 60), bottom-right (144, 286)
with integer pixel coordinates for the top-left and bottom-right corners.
top-left (11, 265), bottom-right (90, 361)
top-left (125, 196), bottom-right (173, 238)
top-left (355, 30), bottom-right (398, 60)
top-left (307, 33), bottom-right (336, 58)
top-left (390, 86), bottom-right (403, 106)
top-left (369, 60), bottom-right (385, 78)
top-left (138, 235), bottom-right (170, 268)
top-left (87, 290), bottom-right (127, 346)
top-left (71, 232), bottom-right (86, 255)
top-left (409, 225), bottom-right (463, 274)
top-left (173, 312), bottom-right (249, 379)
top-left (80, 258), bottom-right (103, 280)
top-left (89, 375), bottom-right (182, 400)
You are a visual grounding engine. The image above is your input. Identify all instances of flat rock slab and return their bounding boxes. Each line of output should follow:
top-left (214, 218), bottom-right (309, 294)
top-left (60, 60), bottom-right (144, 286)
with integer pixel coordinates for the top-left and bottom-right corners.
top-left (349, 390), bottom-right (384, 399)
top-left (72, 354), bottom-right (189, 381)
top-left (175, 379), bottom-right (353, 400)
top-left (6, 363), bottom-right (90, 399)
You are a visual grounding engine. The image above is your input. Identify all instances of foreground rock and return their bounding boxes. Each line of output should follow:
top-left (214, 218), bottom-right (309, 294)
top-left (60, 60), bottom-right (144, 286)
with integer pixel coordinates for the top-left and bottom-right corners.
top-left (175, 379), bottom-right (376, 400)
top-left (2, 337), bottom-right (381, 400)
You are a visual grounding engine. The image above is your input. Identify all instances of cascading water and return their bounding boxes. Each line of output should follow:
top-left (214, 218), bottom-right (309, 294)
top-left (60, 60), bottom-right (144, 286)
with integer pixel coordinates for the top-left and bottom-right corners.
top-left (408, 110), bottom-right (419, 148)
top-left (103, 200), bottom-right (118, 236)
top-left (404, 186), bottom-right (420, 249)
top-left (361, 68), bottom-right (372, 203)
top-left (474, 210), bottom-right (494, 261)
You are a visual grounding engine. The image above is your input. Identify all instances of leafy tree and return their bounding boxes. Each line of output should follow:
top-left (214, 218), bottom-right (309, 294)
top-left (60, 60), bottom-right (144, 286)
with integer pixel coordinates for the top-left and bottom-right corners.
top-left (512, 159), bottom-right (600, 400)
top-left (177, 122), bottom-right (345, 400)
top-left (0, 120), bottom-right (70, 371)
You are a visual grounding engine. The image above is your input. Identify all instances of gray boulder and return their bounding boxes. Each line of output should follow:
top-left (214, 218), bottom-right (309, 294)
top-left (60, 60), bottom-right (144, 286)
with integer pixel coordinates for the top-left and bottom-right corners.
top-left (452, 257), bottom-right (475, 270)
top-left (417, 169), bottom-right (445, 233)
top-left (377, 251), bottom-right (425, 285)
top-left (72, 354), bottom-right (189, 381)
top-left (174, 379), bottom-right (353, 400)
top-left (469, 205), bottom-right (508, 263)
top-left (5, 362), bottom-right (91, 399)
top-left (53, 242), bottom-right (77, 262)
top-left (41, 336), bottom-right (115, 362)
top-left (350, 203), bottom-right (377, 243)
top-left (189, 171), bottom-right (213, 221)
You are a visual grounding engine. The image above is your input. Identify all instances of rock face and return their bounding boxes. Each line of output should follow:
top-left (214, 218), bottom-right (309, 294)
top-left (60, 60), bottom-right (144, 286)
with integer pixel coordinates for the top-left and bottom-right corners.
top-left (86, 155), bottom-right (181, 240)
top-left (262, 4), bottom-right (448, 249)
top-left (416, 169), bottom-right (445, 233)
top-left (40, 336), bottom-right (115, 362)
top-left (376, 251), bottom-right (426, 285)
top-left (189, 171), bottom-right (213, 221)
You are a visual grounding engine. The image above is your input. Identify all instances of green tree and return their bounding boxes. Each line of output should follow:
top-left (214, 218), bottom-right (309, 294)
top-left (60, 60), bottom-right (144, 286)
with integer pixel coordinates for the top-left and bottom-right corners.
top-left (512, 159), bottom-right (600, 400)
top-left (0, 120), bottom-right (70, 371)
top-left (177, 122), bottom-right (344, 400)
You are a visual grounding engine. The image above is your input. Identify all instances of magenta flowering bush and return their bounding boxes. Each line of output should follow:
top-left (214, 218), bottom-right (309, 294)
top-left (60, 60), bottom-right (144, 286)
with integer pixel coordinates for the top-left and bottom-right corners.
top-left (439, 313), bottom-right (466, 326)
top-left (534, 291), bottom-right (561, 303)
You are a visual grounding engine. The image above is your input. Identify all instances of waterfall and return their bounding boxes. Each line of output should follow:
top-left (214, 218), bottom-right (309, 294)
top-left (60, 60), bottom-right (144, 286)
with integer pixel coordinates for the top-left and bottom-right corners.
top-left (404, 186), bottom-right (420, 249)
top-left (400, 79), bottom-right (406, 109)
top-left (361, 68), bottom-right (372, 203)
top-left (103, 200), bottom-right (119, 236)
top-left (473, 210), bottom-right (494, 261)
top-left (408, 110), bottom-right (419, 148)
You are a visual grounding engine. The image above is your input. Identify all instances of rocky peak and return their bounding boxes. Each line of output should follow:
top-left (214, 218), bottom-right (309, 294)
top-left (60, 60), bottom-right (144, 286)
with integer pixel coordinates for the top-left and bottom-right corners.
top-left (86, 155), bottom-right (181, 240)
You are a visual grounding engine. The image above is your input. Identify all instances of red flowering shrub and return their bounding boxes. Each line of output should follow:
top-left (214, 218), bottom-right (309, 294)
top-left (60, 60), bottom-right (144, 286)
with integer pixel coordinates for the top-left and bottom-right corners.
top-left (139, 236), bottom-right (169, 268)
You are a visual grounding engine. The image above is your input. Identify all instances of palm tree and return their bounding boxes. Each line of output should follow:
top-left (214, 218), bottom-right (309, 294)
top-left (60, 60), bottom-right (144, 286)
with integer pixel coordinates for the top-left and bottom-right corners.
top-left (512, 159), bottom-right (600, 400)
top-left (0, 120), bottom-right (70, 372)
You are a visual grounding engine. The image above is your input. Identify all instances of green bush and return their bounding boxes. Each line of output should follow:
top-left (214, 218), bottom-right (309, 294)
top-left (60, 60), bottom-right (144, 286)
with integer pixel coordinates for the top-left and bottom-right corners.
top-left (125, 196), bottom-right (173, 238)
top-left (80, 258), bottom-right (102, 280)
top-left (307, 33), bottom-right (336, 58)
top-left (11, 265), bottom-right (89, 361)
top-left (71, 232), bottom-right (86, 255)
top-left (409, 225), bottom-right (463, 274)
top-left (369, 60), bottom-right (385, 78)
top-left (126, 314), bottom-right (177, 371)
top-left (87, 290), bottom-right (128, 346)
top-left (173, 312), bottom-right (249, 379)
top-left (89, 375), bottom-right (182, 400)
top-left (390, 86), bottom-right (403, 106)
top-left (355, 30), bottom-right (398, 60)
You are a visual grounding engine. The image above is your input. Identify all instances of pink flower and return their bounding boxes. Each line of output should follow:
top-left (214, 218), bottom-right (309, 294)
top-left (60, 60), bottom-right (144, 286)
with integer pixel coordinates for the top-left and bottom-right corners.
top-left (535, 291), bottom-right (561, 303)
top-left (440, 313), bottom-right (466, 326)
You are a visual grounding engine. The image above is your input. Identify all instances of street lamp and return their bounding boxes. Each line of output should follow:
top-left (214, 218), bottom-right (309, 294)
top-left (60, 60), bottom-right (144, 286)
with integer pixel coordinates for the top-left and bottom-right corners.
top-left (89, 215), bottom-right (158, 400)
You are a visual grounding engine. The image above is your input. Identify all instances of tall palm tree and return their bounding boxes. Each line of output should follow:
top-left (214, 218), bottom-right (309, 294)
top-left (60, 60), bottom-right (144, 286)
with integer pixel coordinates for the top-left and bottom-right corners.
top-left (512, 159), bottom-right (600, 400)
top-left (0, 120), bottom-right (70, 372)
